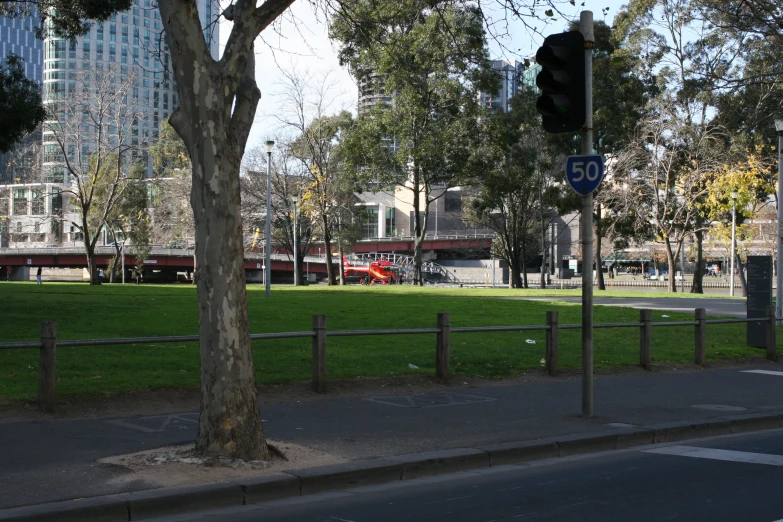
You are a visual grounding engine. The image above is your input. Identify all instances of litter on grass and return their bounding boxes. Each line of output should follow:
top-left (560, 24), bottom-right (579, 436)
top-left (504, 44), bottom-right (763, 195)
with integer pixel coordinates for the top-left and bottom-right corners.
top-left (408, 363), bottom-right (419, 369)
top-left (525, 339), bottom-right (536, 344)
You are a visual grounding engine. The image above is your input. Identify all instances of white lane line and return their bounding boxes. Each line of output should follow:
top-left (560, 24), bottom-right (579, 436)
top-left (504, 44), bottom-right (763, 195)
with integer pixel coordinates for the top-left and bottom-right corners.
top-left (645, 445), bottom-right (783, 466)
top-left (741, 370), bottom-right (783, 376)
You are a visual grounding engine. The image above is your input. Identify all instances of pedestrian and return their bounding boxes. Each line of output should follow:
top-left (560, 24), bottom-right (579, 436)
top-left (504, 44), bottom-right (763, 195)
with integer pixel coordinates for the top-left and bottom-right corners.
top-left (36, 266), bottom-right (42, 285)
top-left (98, 268), bottom-right (105, 283)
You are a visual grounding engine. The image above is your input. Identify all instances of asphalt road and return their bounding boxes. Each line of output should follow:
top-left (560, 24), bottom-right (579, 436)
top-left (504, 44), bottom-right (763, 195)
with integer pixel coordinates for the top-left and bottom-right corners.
top-left (148, 429), bottom-right (783, 522)
top-left (4, 366), bottom-right (783, 510)
top-left (519, 296), bottom-right (748, 317)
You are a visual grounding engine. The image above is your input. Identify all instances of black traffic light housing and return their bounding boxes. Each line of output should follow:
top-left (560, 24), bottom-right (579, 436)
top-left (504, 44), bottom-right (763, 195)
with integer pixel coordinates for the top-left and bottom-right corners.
top-left (535, 31), bottom-right (586, 133)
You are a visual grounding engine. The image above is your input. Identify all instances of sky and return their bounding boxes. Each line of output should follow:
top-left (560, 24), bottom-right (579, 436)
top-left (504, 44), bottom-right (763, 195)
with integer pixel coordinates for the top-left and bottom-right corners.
top-left (218, 0), bottom-right (630, 154)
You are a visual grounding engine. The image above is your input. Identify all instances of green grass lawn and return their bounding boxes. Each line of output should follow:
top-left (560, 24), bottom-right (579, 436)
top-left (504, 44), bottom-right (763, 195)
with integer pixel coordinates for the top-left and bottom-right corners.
top-left (0, 282), bottom-right (769, 406)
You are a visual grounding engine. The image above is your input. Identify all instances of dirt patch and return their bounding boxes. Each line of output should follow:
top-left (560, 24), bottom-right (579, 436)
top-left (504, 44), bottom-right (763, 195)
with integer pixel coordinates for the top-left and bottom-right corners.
top-left (100, 440), bottom-right (345, 488)
top-left (0, 357), bottom-right (774, 423)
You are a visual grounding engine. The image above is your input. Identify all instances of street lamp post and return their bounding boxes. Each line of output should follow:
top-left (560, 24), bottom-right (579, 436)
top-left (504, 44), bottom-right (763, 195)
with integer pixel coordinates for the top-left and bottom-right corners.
top-left (774, 116), bottom-right (783, 321)
top-left (730, 190), bottom-right (738, 297)
top-left (290, 195), bottom-right (299, 286)
top-left (264, 140), bottom-right (274, 298)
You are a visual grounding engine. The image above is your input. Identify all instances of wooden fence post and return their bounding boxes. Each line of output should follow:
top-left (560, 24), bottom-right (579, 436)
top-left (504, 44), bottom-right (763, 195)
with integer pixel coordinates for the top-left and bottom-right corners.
top-left (694, 308), bottom-right (706, 366)
top-left (545, 311), bottom-right (558, 376)
top-left (767, 306), bottom-right (778, 362)
top-left (436, 312), bottom-right (450, 383)
top-left (312, 315), bottom-right (327, 393)
top-left (640, 309), bottom-right (651, 370)
top-left (39, 321), bottom-right (57, 413)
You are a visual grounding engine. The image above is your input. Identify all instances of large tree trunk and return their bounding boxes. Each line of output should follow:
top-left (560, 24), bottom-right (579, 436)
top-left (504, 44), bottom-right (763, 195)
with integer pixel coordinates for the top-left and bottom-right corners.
top-left (411, 169), bottom-right (426, 286)
top-left (664, 238), bottom-right (677, 293)
top-left (735, 252), bottom-right (748, 297)
top-left (594, 207), bottom-right (605, 291)
top-left (83, 227), bottom-right (100, 285)
top-left (338, 242), bottom-right (345, 285)
top-left (322, 215), bottom-right (335, 285)
top-left (509, 249), bottom-right (523, 288)
top-left (521, 241), bottom-right (528, 288)
top-left (690, 230), bottom-right (703, 294)
top-left (160, 2), bottom-right (270, 461)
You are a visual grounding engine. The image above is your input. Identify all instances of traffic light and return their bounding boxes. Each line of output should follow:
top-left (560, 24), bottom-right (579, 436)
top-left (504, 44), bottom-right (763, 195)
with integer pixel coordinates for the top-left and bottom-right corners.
top-left (535, 31), bottom-right (586, 133)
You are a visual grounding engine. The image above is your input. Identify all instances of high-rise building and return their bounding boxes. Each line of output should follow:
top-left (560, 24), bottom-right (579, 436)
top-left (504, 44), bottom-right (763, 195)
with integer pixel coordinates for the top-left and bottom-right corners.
top-left (1, 1), bottom-right (219, 247)
top-left (0, 11), bottom-right (42, 82)
top-left (0, 11), bottom-right (43, 246)
top-left (479, 59), bottom-right (533, 113)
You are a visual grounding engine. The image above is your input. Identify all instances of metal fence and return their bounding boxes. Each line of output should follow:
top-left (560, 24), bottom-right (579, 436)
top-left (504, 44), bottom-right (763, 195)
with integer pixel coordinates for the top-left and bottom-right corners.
top-left (1, 307), bottom-right (777, 413)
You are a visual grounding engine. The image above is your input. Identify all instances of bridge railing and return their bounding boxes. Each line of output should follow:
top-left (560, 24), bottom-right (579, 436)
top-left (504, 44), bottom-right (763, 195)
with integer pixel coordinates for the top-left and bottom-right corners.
top-left (1, 307), bottom-right (777, 413)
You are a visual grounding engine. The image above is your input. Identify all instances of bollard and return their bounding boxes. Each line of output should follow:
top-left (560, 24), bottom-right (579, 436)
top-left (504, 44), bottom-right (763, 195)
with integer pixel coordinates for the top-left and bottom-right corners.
top-left (767, 306), bottom-right (778, 362)
top-left (312, 315), bottom-right (327, 393)
top-left (39, 321), bottom-right (57, 413)
top-left (639, 309), bottom-right (651, 370)
top-left (436, 312), bottom-right (450, 383)
top-left (694, 308), bottom-right (706, 366)
top-left (545, 311), bottom-right (558, 375)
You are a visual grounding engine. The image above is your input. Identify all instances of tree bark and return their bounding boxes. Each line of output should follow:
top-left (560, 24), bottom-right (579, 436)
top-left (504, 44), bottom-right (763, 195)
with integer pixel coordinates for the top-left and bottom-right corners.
top-left (338, 241), bottom-right (345, 285)
top-left (735, 252), bottom-right (748, 297)
top-left (159, 1), bottom-right (274, 461)
top-left (510, 250), bottom-right (523, 288)
top-left (663, 237), bottom-right (677, 293)
top-left (322, 216), bottom-right (335, 285)
top-left (690, 230), bottom-right (704, 294)
top-left (410, 167), bottom-right (427, 286)
top-left (594, 209), bottom-right (605, 291)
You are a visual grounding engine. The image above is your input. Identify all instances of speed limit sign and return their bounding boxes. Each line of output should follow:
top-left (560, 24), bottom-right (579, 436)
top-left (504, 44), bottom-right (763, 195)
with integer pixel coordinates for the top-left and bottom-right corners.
top-left (566, 155), bottom-right (604, 196)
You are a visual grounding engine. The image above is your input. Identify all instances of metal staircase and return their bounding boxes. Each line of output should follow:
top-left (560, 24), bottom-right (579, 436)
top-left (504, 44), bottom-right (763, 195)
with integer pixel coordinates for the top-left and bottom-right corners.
top-left (352, 253), bottom-right (460, 284)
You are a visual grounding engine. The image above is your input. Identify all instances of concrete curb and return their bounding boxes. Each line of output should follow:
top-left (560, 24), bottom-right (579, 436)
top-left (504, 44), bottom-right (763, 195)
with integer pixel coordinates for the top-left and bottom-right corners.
top-left (2, 411), bottom-right (783, 521)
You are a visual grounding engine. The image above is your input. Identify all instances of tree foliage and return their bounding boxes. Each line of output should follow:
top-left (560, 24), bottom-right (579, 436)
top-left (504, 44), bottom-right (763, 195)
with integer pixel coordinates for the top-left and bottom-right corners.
top-left (332, 0), bottom-right (497, 284)
top-left (0, 54), bottom-right (45, 153)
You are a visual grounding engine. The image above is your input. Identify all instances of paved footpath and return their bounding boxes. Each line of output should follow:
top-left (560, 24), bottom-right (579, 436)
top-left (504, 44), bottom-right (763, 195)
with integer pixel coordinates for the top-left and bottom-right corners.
top-left (2, 362), bottom-right (783, 520)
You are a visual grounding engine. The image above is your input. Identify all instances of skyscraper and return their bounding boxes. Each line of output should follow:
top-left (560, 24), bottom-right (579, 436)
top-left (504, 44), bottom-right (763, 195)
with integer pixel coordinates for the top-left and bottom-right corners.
top-left (480, 59), bottom-right (533, 113)
top-left (1, 1), bottom-right (219, 247)
top-left (0, 11), bottom-right (42, 81)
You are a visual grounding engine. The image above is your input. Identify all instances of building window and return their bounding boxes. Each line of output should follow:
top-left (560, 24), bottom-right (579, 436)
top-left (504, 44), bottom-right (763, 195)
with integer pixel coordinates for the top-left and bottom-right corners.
top-left (13, 189), bottom-right (28, 215)
top-left (385, 208), bottom-right (396, 237)
top-left (363, 207), bottom-right (379, 239)
top-left (51, 192), bottom-right (63, 216)
top-left (31, 189), bottom-right (44, 215)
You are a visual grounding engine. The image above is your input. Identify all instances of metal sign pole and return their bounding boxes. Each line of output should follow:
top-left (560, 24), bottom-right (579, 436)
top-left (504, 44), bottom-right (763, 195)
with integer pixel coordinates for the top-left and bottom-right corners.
top-left (580, 11), bottom-right (594, 417)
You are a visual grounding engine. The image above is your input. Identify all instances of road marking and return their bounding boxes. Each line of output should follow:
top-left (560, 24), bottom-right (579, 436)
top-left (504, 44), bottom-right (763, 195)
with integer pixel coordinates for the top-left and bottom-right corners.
top-left (741, 370), bottom-right (783, 377)
top-left (645, 445), bottom-right (783, 466)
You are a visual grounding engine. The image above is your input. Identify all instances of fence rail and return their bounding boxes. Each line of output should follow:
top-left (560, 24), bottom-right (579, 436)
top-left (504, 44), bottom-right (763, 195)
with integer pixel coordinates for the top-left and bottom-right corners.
top-left (0, 307), bottom-right (778, 413)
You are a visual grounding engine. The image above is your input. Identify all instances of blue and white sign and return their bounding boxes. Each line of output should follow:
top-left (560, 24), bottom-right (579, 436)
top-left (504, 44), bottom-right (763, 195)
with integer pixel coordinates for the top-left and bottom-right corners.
top-left (566, 155), bottom-right (604, 196)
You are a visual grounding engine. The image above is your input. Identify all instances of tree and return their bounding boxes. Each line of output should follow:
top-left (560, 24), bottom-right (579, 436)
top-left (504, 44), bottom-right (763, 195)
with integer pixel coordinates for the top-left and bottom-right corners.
top-left (104, 161), bottom-right (151, 282)
top-left (148, 119), bottom-right (195, 246)
top-left (275, 68), bottom-right (354, 285)
top-left (46, 65), bottom-right (145, 284)
top-left (332, 0), bottom-right (497, 284)
top-left (615, 0), bottom-right (739, 292)
top-left (464, 88), bottom-right (548, 288)
top-left (700, 149), bottom-right (776, 296)
top-left (0, 1), bottom-right (132, 151)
